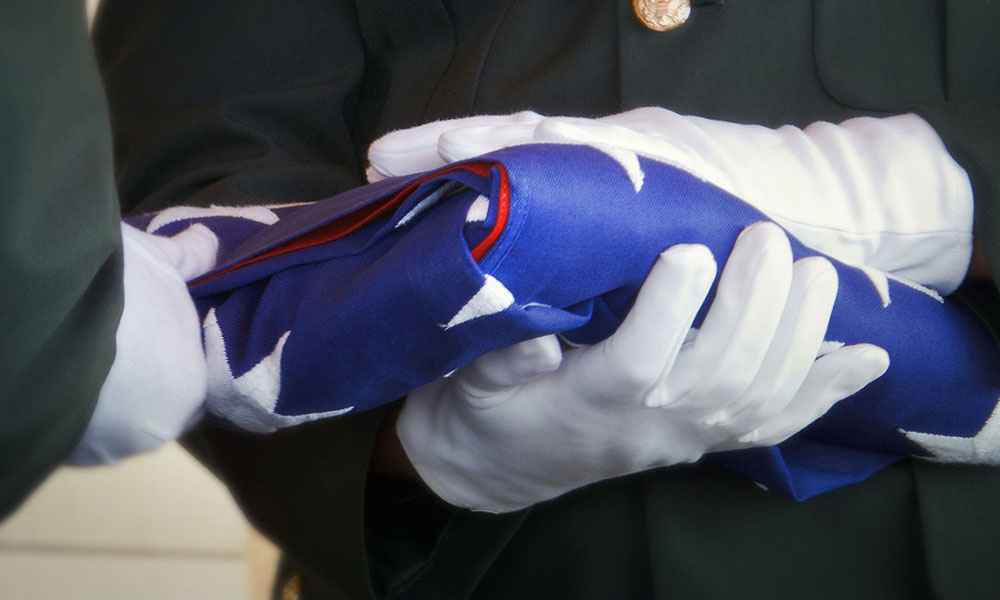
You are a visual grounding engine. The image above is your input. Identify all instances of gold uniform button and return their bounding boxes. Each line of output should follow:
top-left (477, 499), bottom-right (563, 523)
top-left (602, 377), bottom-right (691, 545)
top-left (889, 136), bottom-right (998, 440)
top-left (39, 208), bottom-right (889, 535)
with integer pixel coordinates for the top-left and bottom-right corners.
top-left (633, 0), bottom-right (691, 32)
top-left (281, 574), bottom-right (303, 600)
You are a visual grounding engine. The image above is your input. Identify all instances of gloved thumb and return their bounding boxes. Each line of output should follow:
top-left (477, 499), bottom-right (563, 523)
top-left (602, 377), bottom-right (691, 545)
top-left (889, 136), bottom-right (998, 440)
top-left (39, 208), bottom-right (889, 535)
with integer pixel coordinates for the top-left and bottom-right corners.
top-left (369, 111), bottom-right (542, 179)
top-left (438, 121), bottom-right (538, 163)
top-left (454, 335), bottom-right (563, 408)
top-left (145, 223), bottom-right (219, 281)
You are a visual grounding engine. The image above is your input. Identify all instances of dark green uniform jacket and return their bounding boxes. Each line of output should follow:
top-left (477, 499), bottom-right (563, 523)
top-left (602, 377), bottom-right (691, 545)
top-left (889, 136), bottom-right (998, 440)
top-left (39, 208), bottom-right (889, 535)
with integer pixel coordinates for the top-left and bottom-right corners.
top-left (0, 1), bottom-right (123, 520)
top-left (90, 1), bottom-right (1000, 599)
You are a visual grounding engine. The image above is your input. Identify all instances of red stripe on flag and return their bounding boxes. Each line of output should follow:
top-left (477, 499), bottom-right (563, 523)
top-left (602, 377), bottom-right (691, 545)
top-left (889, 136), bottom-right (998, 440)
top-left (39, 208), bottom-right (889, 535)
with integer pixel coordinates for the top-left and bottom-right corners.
top-left (190, 161), bottom-right (509, 287)
top-left (470, 163), bottom-right (509, 262)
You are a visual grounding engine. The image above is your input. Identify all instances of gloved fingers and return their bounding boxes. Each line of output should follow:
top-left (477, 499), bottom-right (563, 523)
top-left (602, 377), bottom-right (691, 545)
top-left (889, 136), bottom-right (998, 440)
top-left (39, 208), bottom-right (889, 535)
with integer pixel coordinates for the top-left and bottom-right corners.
top-left (568, 243), bottom-right (716, 403)
top-left (533, 118), bottom-right (725, 186)
top-left (368, 126), bottom-right (449, 179)
top-left (737, 343), bottom-right (890, 446)
top-left (596, 107), bottom-right (756, 157)
top-left (155, 223), bottom-right (220, 281)
top-left (597, 106), bottom-right (683, 129)
top-left (73, 225), bottom-right (211, 465)
top-left (664, 222), bottom-right (794, 411)
top-left (368, 112), bottom-right (542, 179)
top-left (595, 107), bottom-right (733, 153)
top-left (714, 256), bottom-right (838, 426)
top-left (122, 222), bottom-right (219, 282)
top-left (365, 165), bottom-right (388, 183)
top-left (595, 107), bottom-right (709, 150)
top-left (535, 118), bottom-right (689, 165)
top-left (454, 335), bottom-right (563, 408)
top-left (438, 122), bottom-right (538, 163)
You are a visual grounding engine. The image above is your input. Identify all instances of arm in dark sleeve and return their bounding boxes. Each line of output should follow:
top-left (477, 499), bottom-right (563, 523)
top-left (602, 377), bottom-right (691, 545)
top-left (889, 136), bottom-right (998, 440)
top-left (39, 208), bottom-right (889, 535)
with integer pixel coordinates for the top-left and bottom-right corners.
top-left (0, 1), bottom-right (123, 519)
top-left (93, 0), bottom-right (367, 213)
top-left (92, 2), bottom-right (381, 597)
top-left (916, 97), bottom-right (1000, 338)
top-left (916, 97), bottom-right (1000, 290)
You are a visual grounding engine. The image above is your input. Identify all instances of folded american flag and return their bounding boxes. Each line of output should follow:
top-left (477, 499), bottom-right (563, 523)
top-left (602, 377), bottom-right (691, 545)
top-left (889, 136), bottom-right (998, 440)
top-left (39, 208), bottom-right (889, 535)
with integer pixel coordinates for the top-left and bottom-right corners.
top-left (129, 144), bottom-right (1000, 500)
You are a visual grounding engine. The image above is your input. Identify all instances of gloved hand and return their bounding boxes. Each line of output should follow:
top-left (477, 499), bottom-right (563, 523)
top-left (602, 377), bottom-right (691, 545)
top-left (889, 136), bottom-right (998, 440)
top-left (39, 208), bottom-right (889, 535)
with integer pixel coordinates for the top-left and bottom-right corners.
top-left (69, 222), bottom-right (218, 465)
top-left (368, 108), bottom-right (973, 293)
top-left (365, 111), bottom-right (542, 182)
top-left (396, 222), bottom-right (890, 513)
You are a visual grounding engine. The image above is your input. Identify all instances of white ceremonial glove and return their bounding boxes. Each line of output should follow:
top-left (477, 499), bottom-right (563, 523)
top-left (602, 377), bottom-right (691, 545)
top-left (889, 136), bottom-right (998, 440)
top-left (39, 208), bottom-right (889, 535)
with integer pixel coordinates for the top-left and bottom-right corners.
top-left (368, 108), bottom-right (973, 293)
top-left (69, 223), bottom-right (218, 465)
top-left (396, 223), bottom-right (890, 513)
top-left (366, 111), bottom-right (542, 182)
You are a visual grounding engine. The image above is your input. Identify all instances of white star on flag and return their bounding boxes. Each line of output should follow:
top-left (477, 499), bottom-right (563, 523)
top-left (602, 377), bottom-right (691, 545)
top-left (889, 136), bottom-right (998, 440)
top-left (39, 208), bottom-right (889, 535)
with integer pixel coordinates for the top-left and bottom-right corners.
top-left (203, 308), bottom-right (353, 433)
top-left (466, 194), bottom-right (490, 223)
top-left (901, 395), bottom-right (1000, 465)
top-left (857, 265), bottom-right (943, 308)
top-left (443, 274), bottom-right (515, 330)
top-left (532, 118), bottom-right (728, 194)
top-left (147, 204), bottom-right (283, 234)
top-left (592, 143), bottom-right (645, 192)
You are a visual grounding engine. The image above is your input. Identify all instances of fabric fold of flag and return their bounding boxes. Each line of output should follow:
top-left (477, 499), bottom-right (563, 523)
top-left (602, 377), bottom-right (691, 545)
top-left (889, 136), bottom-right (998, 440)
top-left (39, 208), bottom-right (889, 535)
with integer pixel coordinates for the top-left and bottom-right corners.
top-left (130, 144), bottom-right (1000, 500)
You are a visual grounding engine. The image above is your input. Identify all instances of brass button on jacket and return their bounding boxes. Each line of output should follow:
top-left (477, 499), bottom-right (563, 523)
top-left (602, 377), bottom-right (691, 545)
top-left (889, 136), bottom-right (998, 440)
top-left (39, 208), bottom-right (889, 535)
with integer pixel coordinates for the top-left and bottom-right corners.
top-left (633, 0), bottom-right (691, 31)
top-left (280, 574), bottom-right (302, 600)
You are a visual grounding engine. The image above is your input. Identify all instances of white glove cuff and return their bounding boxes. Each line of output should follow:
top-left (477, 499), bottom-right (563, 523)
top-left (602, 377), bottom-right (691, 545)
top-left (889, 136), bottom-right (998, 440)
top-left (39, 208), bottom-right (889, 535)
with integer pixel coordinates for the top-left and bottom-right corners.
top-left (396, 381), bottom-right (514, 513)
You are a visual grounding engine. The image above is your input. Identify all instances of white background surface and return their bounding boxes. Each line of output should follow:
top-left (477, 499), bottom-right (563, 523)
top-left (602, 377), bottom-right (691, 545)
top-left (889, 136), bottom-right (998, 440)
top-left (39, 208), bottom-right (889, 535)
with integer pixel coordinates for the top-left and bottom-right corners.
top-left (0, 443), bottom-right (278, 599)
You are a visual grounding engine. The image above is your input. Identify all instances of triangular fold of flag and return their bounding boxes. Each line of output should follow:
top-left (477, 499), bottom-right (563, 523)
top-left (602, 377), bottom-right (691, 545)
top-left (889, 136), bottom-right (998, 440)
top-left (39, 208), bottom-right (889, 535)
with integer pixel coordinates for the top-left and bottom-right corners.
top-left (130, 144), bottom-right (1000, 500)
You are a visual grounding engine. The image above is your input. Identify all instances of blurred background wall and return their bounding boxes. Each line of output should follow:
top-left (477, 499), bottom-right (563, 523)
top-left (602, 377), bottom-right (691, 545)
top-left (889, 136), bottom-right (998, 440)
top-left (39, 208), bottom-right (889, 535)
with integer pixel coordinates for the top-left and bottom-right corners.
top-left (0, 444), bottom-right (278, 599)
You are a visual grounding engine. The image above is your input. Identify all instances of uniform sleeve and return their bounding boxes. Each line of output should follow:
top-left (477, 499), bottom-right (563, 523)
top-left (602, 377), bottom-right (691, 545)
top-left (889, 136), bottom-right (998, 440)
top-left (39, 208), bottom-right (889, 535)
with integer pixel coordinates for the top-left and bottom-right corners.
top-left (0, 1), bottom-right (124, 519)
top-left (92, 1), bottom-right (381, 598)
top-left (916, 97), bottom-right (1000, 295)
top-left (916, 97), bottom-right (1000, 340)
